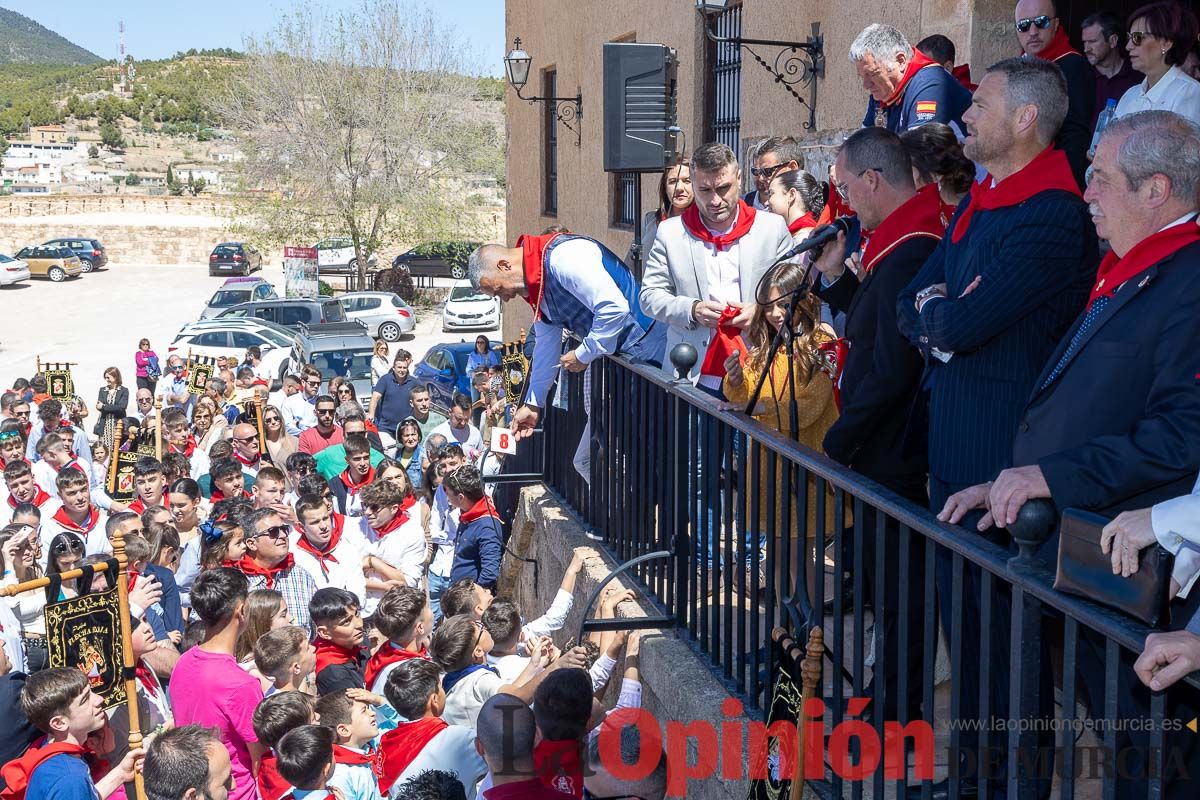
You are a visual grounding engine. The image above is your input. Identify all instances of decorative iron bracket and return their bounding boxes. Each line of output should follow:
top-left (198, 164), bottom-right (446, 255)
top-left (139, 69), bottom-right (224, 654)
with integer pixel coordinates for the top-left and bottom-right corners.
top-left (702, 18), bottom-right (825, 130)
top-left (512, 82), bottom-right (583, 147)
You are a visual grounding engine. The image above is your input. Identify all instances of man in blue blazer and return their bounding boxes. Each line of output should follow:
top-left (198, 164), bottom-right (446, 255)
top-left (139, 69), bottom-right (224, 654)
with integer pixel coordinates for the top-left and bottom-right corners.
top-left (896, 56), bottom-right (1098, 796)
top-left (942, 110), bottom-right (1200, 800)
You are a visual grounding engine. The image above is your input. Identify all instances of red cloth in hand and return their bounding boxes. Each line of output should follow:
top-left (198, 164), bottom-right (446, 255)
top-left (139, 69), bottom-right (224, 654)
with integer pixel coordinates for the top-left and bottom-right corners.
top-left (699, 306), bottom-right (747, 378)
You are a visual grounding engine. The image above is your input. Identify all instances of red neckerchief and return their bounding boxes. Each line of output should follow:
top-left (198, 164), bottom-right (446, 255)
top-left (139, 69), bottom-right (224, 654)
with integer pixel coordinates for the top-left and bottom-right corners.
top-left (951, 147), bottom-right (1080, 243)
top-left (233, 450), bottom-right (260, 469)
top-left (881, 48), bottom-right (939, 108)
top-left (373, 496), bottom-right (416, 540)
top-left (295, 515), bottom-right (345, 578)
top-left (340, 465), bottom-right (375, 495)
top-left (0, 741), bottom-right (88, 800)
top-left (533, 739), bottom-right (585, 799)
top-left (1026, 27), bottom-right (1081, 62)
top-left (378, 718), bottom-right (449, 793)
top-left (363, 642), bottom-right (428, 691)
top-left (209, 487), bottom-right (250, 504)
top-left (861, 184), bottom-right (947, 274)
top-left (1088, 221), bottom-right (1200, 310)
top-left (58, 460), bottom-right (85, 477)
top-left (951, 63), bottom-right (976, 91)
top-left (52, 505), bottom-right (100, 535)
top-left (459, 494), bottom-right (501, 525)
top-left (135, 658), bottom-right (162, 698)
top-left (314, 638), bottom-right (361, 673)
top-left (333, 744), bottom-right (385, 785)
top-left (517, 232), bottom-right (564, 318)
top-left (170, 436), bottom-right (198, 458)
top-left (787, 212), bottom-right (818, 235)
top-left (680, 201), bottom-right (756, 251)
top-left (7, 484), bottom-right (50, 509)
top-left (256, 753), bottom-right (291, 800)
top-left (237, 553), bottom-right (295, 590)
top-left (129, 491), bottom-right (168, 516)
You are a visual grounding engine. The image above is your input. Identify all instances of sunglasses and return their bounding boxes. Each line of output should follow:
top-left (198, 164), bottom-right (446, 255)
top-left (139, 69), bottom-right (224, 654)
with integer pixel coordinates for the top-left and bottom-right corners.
top-left (315, 408), bottom-right (336, 416)
top-left (0, 430), bottom-right (20, 442)
top-left (1127, 31), bottom-right (1155, 46)
top-left (252, 524), bottom-right (291, 541)
top-left (1015, 15), bottom-right (1053, 32)
top-left (304, 379), bottom-right (321, 386)
top-left (749, 162), bottom-right (787, 179)
top-left (53, 537), bottom-right (84, 555)
top-left (337, 387), bottom-right (352, 394)
top-left (12, 410), bottom-right (29, 418)
top-left (290, 464), bottom-right (316, 475)
top-left (234, 433), bottom-right (260, 442)
top-left (264, 415), bottom-right (281, 423)
top-left (138, 397), bottom-right (153, 404)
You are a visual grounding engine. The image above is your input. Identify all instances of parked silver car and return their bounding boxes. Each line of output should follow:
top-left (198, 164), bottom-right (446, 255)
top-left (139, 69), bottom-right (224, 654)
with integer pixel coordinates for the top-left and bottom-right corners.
top-left (337, 291), bottom-right (415, 342)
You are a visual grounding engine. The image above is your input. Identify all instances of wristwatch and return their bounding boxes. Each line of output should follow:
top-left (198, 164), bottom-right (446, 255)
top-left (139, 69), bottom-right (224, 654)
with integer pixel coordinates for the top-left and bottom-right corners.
top-left (914, 285), bottom-right (947, 312)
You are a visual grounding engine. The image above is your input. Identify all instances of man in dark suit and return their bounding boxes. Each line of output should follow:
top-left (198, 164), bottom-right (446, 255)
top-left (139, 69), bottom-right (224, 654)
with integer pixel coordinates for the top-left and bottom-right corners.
top-left (943, 110), bottom-right (1200, 799)
top-left (811, 127), bottom-right (941, 724)
top-left (897, 56), bottom-right (1098, 796)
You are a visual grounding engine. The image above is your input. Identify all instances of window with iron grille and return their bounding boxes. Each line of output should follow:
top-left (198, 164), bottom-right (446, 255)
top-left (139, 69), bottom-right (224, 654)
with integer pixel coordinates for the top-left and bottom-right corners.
top-left (611, 172), bottom-right (637, 229)
top-left (543, 69), bottom-right (558, 216)
top-left (707, 4), bottom-right (742, 154)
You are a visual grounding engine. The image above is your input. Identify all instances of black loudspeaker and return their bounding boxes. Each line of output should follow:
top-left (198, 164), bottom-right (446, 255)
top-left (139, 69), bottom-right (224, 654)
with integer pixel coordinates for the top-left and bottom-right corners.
top-left (602, 42), bottom-right (679, 173)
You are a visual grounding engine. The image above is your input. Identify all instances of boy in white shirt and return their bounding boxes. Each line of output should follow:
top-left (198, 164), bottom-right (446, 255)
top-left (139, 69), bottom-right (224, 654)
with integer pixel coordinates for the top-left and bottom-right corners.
top-left (292, 494), bottom-right (369, 603)
top-left (356, 481), bottom-right (425, 615)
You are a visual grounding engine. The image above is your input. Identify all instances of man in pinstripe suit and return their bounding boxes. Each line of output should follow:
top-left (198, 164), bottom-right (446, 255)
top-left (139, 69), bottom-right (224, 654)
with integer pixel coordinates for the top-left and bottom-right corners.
top-left (896, 57), bottom-right (1098, 797)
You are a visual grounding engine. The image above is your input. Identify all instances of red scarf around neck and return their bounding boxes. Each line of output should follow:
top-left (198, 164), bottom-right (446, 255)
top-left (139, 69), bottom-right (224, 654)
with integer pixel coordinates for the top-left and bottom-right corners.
top-left (374, 495), bottom-right (416, 539)
top-left (518, 232), bottom-right (564, 319)
top-left (341, 465), bottom-right (375, 495)
top-left (951, 147), bottom-right (1081, 243)
top-left (378, 717), bottom-right (449, 793)
top-left (129, 491), bottom-right (168, 516)
top-left (0, 742), bottom-right (88, 800)
top-left (861, 184), bottom-right (947, 274)
top-left (234, 449), bottom-right (260, 469)
top-left (333, 744), bottom-right (384, 784)
top-left (238, 553), bottom-right (295, 589)
top-left (788, 212), bottom-right (819, 235)
top-left (52, 505), bottom-right (100, 535)
top-left (7, 484), bottom-right (50, 509)
top-left (1088, 220), bottom-right (1200, 309)
top-left (681, 201), bottom-right (756, 251)
top-left (256, 754), bottom-right (290, 800)
top-left (170, 436), bottom-right (198, 458)
top-left (363, 642), bottom-right (427, 691)
top-left (459, 494), bottom-right (501, 525)
top-left (209, 487), bottom-right (250, 504)
top-left (534, 738), bottom-right (585, 799)
top-left (314, 638), bottom-right (361, 674)
top-left (1027, 27), bottom-right (1081, 63)
top-left (295, 513), bottom-right (346, 576)
top-left (881, 48), bottom-right (939, 108)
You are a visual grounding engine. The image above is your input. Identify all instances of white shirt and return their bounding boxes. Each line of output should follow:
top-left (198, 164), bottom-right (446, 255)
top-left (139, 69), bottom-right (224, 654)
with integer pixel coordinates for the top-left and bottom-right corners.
top-left (429, 488), bottom-right (460, 578)
top-left (328, 753), bottom-right (382, 800)
top-left (526, 238), bottom-right (634, 408)
top-left (358, 514), bottom-right (426, 615)
top-left (282, 391), bottom-right (318, 436)
top-left (392, 725), bottom-right (487, 800)
top-left (38, 506), bottom-right (109, 571)
top-left (698, 211), bottom-right (744, 390)
top-left (442, 668), bottom-right (503, 728)
top-left (289, 526), bottom-right (369, 606)
top-left (0, 600), bottom-right (27, 672)
top-left (1114, 66), bottom-right (1200, 125)
top-left (428, 421), bottom-right (484, 464)
top-left (1152, 473), bottom-right (1200, 596)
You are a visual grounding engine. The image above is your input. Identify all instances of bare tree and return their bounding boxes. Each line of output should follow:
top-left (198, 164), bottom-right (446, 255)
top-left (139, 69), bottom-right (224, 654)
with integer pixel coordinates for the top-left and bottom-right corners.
top-left (213, 0), bottom-right (499, 288)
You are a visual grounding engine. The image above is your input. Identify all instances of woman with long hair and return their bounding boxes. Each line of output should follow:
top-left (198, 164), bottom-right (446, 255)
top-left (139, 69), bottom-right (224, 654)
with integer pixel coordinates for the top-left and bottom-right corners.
top-left (626, 160), bottom-right (693, 270)
top-left (371, 340), bottom-right (390, 386)
top-left (331, 378), bottom-right (359, 409)
top-left (235, 588), bottom-right (291, 663)
top-left (170, 478), bottom-right (206, 600)
top-left (900, 122), bottom-right (976, 219)
top-left (722, 262), bottom-right (842, 575)
top-left (192, 396), bottom-right (228, 452)
top-left (0, 523), bottom-right (47, 670)
top-left (261, 403), bottom-right (298, 466)
top-left (0, 419), bottom-right (28, 468)
top-left (45, 532), bottom-right (86, 599)
top-left (94, 367), bottom-right (128, 451)
top-left (765, 169), bottom-right (827, 243)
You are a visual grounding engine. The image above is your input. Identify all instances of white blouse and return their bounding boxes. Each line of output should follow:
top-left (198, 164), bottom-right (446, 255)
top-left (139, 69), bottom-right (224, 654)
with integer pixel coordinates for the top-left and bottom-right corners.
top-left (1114, 66), bottom-right (1200, 125)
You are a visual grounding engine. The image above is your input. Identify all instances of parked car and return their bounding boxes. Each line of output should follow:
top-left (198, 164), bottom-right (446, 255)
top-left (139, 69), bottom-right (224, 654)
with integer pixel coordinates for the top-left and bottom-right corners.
top-left (43, 238), bottom-right (107, 272)
top-left (200, 277), bottom-right (279, 320)
top-left (315, 237), bottom-right (378, 275)
top-left (15, 245), bottom-right (82, 282)
top-left (296, 323), bottom-right (377, 406)
top-left (441, 281), bottom-right (500, 332)
top-left (391, 241), bottom-right (478, 280)
top-left (216, 297), bottom-right (349, 331)
top-left (412, 340), bottom-right (503, 409)
top-left (337, 291), bottom-right (414, 342)
top-left (208, 242), bottom-right (264, 276)
top-left (168, 321), bottom-right (298, 380)
top-left (0, 253), bottom-right (30, 287)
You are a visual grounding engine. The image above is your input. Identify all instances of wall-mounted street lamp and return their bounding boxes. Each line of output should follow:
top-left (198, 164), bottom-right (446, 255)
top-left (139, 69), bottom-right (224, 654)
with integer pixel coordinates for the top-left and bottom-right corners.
top-left (504, 38), bottom-right (583, 147)
top-left (695, 0), bottom-right (825, 130)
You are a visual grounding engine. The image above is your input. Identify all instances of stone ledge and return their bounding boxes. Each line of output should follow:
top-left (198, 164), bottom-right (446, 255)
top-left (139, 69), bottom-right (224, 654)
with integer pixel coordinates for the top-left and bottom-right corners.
top-left (503, 484), bottom-right (751, 800)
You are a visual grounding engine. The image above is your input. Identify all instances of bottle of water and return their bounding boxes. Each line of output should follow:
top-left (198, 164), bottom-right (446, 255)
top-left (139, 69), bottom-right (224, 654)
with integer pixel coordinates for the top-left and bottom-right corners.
top-left (1089, 99), bottom-right (1118, 159)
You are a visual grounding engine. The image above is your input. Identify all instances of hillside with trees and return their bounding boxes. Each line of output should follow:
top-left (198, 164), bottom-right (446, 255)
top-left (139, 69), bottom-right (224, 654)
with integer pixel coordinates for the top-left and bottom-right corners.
top-left (0, 7), bottom-right (101, 65)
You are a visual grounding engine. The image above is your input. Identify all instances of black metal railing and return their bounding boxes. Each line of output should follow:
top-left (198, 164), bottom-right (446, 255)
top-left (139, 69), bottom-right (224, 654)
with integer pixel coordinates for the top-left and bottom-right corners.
top-left (520, 352), bottom-right (1199, 798)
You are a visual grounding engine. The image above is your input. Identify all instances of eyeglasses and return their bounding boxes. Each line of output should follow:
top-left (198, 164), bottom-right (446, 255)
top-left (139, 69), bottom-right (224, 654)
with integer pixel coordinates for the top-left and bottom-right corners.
top-left (169, 365), bottom-right (184, 373)
top-left (1015, 15), bottom-right (1054, 32)
top-left (290, 464), bottom-right (316, 475)
top-left (252, 524), bottom-right (291, 541)
top-left (750, 162), bottom-right (787, 179)
top-left (1128, 31), bottom-right (1155, 46)
top-left (137, 397), bottom-right (153, 404)
top-left (834, 167), bottom-right (884, 200)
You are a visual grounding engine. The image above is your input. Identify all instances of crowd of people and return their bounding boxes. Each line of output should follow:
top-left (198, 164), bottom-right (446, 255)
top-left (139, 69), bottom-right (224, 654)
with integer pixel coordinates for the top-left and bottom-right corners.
top-left (467, 0), bottom-right (1200, 795)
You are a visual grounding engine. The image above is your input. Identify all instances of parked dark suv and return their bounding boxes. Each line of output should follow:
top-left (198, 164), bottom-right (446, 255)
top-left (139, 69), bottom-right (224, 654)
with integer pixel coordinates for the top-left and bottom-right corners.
top-left (208, 242), bottom-right (264, 276)
top-left (43, 238), bottom-right (107, 273)
top-left (216, 298), bottom-right (349, 331)
top-left (391, 241), bottom-right (478, 280)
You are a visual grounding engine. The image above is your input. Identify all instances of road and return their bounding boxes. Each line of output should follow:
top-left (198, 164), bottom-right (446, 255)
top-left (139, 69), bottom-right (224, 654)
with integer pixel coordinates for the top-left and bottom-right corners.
top-left (0, 262), bottom-right (497, 410)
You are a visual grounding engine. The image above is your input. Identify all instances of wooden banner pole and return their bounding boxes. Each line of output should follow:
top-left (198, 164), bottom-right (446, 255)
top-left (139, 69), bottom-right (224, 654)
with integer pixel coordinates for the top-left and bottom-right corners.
top-left (796, 626), bottom-right (824, 785)
top-left (0, 561), bottom-right (116, 597)
top-left (154, 398), bottom-right (163, 462)
top-left (112, 525), bottom-right (148, 800)
top-left (107, 420), bottom-right (124, 495)
top-left (255, 395), bottom-right (266, 456)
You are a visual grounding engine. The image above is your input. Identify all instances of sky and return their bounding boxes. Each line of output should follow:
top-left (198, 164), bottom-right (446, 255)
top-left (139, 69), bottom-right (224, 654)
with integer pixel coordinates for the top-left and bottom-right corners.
top-left (0, 0), bottom-right (506, 75)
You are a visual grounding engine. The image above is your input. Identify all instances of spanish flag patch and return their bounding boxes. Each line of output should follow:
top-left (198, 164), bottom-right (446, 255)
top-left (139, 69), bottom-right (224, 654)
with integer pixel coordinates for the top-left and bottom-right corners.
top-left (915, 101), bottom-right (938, 114)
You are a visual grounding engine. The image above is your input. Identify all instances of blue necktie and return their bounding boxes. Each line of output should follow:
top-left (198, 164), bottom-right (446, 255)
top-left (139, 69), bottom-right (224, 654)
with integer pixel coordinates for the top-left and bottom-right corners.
top-left (1042, 295), bottom-right (1109, 389)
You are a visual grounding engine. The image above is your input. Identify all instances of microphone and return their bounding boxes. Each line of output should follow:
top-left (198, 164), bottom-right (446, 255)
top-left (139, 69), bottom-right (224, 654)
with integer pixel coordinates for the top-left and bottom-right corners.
top-left (778, 215), bottom-right (855, 261)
